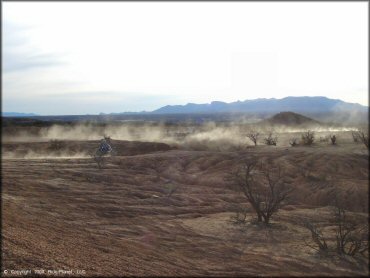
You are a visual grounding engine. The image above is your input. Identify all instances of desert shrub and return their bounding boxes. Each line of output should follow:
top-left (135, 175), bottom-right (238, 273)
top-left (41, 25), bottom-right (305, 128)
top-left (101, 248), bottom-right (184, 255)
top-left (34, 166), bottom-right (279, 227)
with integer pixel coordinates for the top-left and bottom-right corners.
top-left (232, 160), bottom-right (293, 224)
top-left (289, 138), bottom-right (299, 147)
top-left (247, 131), bottom-right (260, 146)
top-left (230, 205), bottom-right (249, 224)
top-left (352, 129), bottom-right (369, 150)
top-left (334, 206), bottom-right (368, 256)
top-left (264, 132), bottom-right (278, 146)
top-left (329, 135), bottom-right (337, 145)
top-left (304, 221), bottom-right (329, 253)
top-left (303, 205), bottom-right (368, 257)
top-left (351, 131), bottom-right (360, 143)
top-left (301, 130), bottom-right (315, 145)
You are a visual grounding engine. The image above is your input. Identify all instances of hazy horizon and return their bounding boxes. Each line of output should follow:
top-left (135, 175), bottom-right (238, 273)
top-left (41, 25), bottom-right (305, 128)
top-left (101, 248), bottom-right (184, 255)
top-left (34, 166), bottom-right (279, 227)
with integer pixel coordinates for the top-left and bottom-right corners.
top-left (3, 2), bottom-right (368, 115)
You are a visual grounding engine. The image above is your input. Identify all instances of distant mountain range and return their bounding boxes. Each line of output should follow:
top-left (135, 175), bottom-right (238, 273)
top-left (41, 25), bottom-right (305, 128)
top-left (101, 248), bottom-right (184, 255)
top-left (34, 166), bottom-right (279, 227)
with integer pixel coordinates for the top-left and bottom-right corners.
top-left (152, 96), bottom-right (367, 114)
top-left (3, 97), bottom-right (368, 125)
top-left (2, 112), bottom-right (38, 117)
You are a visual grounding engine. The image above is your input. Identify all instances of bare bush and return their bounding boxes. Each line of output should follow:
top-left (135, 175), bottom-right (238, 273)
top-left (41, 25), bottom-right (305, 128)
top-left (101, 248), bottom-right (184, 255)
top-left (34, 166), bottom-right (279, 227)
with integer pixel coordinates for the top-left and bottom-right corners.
top-left (304, 221), bottom-right (329, 253)
top-left (334, 206), bottom-right (368, 256)
top-left (329, 135), bottom-right (337, 145)
top-left (353, 129), bottom-right (369, 150)
top-left (289, 138), bottom-right (299, 147)
top-left (351, 131), bottom-right (360, 143)
top-left (230, 205), bottom-right (249, 224)
top-left (247, 131), bottom-right (260, 146)
top-left (301, 130), bottom-right (315, 145)
top-left (303, 204), bottom-right (368, 258)
top-left (232, 160), bottom-right (293, 224)
top-left (264, 132), bottom-right (278, 146)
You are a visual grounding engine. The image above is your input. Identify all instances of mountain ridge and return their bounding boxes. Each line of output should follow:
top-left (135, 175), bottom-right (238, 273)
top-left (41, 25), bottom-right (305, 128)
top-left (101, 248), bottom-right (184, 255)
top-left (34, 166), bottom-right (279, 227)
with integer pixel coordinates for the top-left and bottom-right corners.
top-left (2, 112), bottom-right (39, 117)
top-left (152, 96), bottom-right (367, 114)
top-left (3, 97), bottom-right (367, 119)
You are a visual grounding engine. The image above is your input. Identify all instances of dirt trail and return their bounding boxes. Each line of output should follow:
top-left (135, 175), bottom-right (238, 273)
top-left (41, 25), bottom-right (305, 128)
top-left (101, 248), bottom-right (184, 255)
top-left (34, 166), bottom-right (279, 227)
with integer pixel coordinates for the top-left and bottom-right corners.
top-left (2, 139), bottom-right (369, 276)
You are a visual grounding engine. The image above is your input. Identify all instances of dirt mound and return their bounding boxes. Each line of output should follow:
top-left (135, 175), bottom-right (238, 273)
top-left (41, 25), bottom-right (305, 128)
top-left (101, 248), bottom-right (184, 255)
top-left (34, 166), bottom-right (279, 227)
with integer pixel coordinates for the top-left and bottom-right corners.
top-left (262, 111), bottom-right (321, 126)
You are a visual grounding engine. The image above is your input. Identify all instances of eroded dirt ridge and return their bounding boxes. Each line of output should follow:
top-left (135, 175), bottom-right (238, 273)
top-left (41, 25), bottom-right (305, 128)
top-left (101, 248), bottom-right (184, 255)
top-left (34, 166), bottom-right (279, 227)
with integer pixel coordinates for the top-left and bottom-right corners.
top-left (2, 131), bottom-right (369, 276)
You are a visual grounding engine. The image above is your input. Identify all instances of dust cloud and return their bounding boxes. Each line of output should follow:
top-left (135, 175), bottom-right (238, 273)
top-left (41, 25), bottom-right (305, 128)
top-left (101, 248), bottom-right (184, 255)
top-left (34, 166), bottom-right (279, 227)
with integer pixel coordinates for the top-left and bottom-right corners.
top-left (2, 151), bottom-right (90, 160)
top-left (2, 121), bottom-right (367, 157)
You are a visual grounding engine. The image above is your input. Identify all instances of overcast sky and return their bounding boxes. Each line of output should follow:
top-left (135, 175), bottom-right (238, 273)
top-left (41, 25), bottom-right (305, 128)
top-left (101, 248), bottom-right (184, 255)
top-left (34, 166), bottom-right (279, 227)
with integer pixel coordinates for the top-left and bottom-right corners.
top-left (3, 2), bottom-right (368, 115)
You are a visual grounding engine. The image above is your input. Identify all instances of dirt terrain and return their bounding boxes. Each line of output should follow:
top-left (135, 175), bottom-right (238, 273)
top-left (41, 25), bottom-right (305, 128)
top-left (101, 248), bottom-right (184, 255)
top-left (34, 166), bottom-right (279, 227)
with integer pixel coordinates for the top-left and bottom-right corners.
top-left (2, 129), bottom-right (369, 276)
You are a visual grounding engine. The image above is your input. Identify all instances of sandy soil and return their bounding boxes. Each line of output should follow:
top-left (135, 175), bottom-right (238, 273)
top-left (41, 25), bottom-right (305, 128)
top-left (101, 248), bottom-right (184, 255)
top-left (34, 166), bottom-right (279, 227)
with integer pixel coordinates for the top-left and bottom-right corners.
top-left (2, 137), bottom-right (369, 276)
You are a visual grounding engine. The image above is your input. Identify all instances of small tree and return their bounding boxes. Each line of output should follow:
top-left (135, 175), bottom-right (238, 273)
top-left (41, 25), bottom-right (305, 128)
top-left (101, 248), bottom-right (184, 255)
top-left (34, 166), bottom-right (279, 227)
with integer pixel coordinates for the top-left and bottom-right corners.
top-left (264, 132), bottom-right (278, 146)
top-left (303, 203), bottom-right (368, 257)
top-left (356, 129), bottom-right (369, 150)
top-left (301, 130), bottom-right (315, 145)
top-left (289, 138), bottom-right (299, 147)
top-left (329, 135), bottom-right (337, 145)
top-left (334, 206), bottom-right (368, 256)
top-left (303, 221), bottom-right (329, 253)
top-left (233, 160), bottom-right (293, 224)
top-left (247, 131), bottom-right (260, 146)
top-left (351, 131), bottom-right (360, 143)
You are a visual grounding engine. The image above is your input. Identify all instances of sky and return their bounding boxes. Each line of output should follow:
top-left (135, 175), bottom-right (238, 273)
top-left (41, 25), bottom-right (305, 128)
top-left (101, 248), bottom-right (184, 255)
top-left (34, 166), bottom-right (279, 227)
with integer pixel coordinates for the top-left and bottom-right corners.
top-left (2, 2), bottom-right (368, 115)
